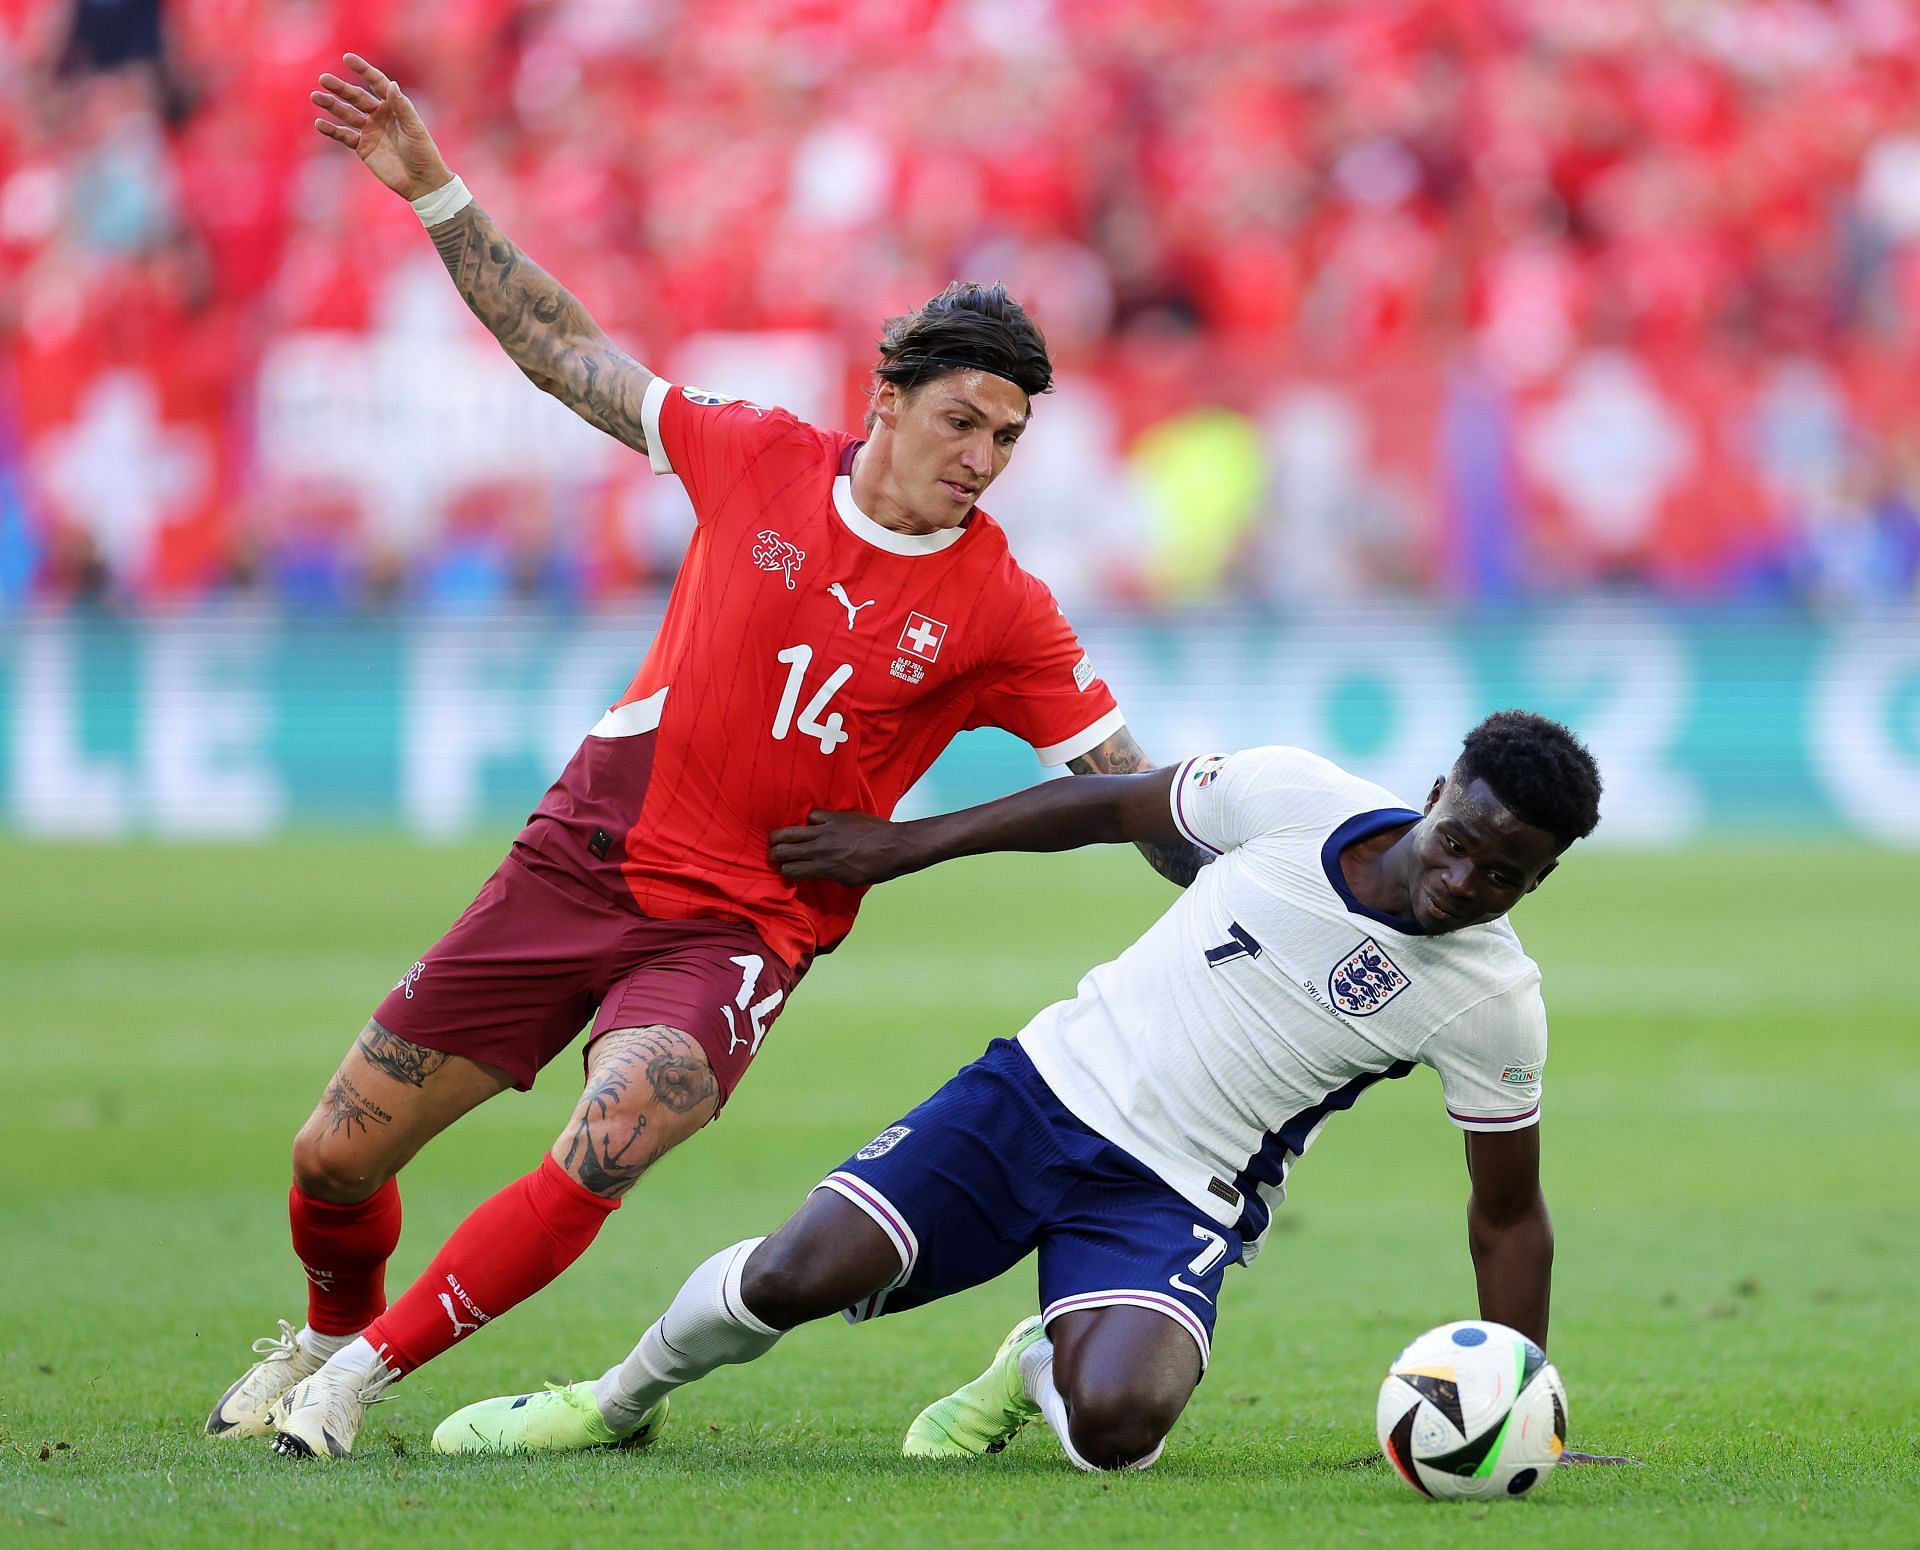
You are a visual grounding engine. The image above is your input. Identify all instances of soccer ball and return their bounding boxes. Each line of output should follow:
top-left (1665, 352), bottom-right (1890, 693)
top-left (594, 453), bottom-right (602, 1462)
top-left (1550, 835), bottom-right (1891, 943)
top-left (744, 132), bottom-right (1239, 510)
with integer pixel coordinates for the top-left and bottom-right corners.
top-left (1375, 1320), bottom-right (1567, 1501)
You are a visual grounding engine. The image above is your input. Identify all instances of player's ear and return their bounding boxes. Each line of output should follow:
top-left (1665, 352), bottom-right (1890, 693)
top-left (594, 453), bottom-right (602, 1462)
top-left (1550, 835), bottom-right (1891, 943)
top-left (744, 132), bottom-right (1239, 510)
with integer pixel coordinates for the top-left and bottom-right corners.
top-left (872, 380), bottom-right (902, 431)
top-left (1527, 859), bottom-right (1559, 892)
top-left (1423, 775), bottom-right (1446, 814)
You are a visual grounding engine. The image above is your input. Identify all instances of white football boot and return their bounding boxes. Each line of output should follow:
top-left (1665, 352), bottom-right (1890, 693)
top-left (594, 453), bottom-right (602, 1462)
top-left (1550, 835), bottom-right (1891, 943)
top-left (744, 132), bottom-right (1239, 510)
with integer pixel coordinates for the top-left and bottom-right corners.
top-left (204, 1320), bottom-right (326, 1439)
top-left (269, 1357), bottom-right (397, 1459)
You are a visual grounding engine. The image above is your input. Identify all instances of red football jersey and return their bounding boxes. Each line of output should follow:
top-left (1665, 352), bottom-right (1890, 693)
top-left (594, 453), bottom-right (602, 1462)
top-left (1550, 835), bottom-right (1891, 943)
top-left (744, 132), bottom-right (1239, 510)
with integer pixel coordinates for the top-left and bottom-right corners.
top-left (517, 379), bottom-right (1125, 969)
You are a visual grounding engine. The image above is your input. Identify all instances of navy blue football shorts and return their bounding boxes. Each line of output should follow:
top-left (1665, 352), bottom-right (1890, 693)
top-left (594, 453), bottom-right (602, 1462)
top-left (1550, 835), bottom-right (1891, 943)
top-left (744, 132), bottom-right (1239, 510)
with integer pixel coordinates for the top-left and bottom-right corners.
top-left (816, 1038), bottom-right (1242, 1368)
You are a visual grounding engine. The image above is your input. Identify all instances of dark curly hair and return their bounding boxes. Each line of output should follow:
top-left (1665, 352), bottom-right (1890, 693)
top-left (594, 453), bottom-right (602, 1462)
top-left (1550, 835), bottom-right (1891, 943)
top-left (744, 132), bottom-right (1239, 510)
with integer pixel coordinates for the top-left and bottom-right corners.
top-left (1455, 710), bottom-right (1602, 848)
top-left (865, 282), bottom-right (1052, 428)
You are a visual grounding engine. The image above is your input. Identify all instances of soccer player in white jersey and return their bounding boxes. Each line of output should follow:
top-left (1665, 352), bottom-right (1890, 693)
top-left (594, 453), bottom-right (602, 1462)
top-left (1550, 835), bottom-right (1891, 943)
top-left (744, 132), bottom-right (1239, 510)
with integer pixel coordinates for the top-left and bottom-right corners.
top-left (434, 712), bottom-right (1600, 1471)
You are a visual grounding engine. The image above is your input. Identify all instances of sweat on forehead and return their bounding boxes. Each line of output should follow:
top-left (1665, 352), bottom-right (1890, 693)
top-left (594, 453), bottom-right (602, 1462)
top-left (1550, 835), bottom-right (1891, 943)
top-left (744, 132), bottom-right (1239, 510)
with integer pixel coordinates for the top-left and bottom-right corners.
top-left (938, 385), bottom-right (1028, 427)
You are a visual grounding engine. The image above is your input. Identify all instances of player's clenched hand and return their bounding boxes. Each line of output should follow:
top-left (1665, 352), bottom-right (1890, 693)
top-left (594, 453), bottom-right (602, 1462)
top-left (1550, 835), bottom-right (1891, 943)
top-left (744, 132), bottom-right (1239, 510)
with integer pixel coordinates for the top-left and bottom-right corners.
top-left (770, 811), bottom-right (914, 886)
top-left (311, 53), bottom-right (453, 202)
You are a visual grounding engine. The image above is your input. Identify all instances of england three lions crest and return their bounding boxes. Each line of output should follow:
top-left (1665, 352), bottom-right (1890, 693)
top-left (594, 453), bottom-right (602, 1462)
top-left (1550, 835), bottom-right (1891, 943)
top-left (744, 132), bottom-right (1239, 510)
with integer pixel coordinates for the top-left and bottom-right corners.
top-left (1328, 937), bottom-right (1411, 1016)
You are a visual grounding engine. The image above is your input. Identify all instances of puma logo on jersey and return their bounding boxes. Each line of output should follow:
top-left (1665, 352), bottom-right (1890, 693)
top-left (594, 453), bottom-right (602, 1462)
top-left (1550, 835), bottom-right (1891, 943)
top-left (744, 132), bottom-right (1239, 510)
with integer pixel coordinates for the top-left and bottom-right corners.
top-left (753, 530), bottom-right (806, 589)
top-left (828, 582), bottom-right (876, 629)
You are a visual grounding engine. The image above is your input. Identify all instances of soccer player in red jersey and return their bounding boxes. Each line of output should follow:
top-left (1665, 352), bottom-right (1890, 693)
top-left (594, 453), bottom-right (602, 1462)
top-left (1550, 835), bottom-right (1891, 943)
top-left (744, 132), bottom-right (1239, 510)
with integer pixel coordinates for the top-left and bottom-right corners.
top-left (204, 54), bottom-right (1205, 1459)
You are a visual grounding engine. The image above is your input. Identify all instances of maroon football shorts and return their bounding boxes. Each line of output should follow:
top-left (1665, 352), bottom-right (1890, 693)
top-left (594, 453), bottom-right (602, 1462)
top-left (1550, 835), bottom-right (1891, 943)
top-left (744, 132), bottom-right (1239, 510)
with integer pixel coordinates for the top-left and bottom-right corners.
top-left (370, 843), bottom-right (803, 1101)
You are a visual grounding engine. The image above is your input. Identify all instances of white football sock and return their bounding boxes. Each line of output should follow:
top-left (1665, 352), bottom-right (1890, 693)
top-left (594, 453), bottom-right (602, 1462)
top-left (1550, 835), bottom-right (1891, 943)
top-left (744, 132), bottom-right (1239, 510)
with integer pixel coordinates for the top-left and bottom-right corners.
top-left (297, 1325), bottom-right (355, 1361)
top-left (594, 1237), bottom-right (781, 1435)
top-left (1020, 1334), bottom-right (1165, 1473)
top-left (324, 1334), bottom-right (398, 1382)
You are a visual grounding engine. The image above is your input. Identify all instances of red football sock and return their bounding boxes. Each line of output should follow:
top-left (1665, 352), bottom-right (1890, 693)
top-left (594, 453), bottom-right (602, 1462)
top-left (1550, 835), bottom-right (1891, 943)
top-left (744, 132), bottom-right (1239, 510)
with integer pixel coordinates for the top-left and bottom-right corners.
top-left (362, 1156), bottom-right (620, 1376)
top-left (289, 1178), bottom-right (403, 1336)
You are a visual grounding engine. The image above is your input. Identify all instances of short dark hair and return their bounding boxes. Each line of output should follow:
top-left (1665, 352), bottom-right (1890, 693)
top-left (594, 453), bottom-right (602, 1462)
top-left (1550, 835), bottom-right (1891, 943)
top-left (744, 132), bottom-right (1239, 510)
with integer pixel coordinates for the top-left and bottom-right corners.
top-left (867, 282), bottom-right (1052, 428)
top-left (1456, 710), bottom-right (1602, 848)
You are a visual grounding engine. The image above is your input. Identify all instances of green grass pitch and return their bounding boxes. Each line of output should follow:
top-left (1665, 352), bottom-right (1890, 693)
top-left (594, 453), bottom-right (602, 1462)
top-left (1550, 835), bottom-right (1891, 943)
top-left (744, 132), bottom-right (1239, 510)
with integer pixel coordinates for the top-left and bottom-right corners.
top-left (2, 837), bottom-right (1916, 1548)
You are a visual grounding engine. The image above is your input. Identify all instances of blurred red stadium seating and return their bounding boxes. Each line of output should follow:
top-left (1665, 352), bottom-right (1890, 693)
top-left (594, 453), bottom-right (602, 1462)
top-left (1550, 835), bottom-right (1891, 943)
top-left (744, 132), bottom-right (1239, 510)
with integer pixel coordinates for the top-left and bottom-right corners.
top-left (2, 0), bottom-right (1918, 608)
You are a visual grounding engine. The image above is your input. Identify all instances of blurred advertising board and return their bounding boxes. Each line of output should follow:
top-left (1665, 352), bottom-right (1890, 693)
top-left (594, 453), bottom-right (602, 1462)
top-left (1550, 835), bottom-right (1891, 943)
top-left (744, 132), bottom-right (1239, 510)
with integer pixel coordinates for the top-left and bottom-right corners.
top-left (1, 606), bottom-right (1914, 845)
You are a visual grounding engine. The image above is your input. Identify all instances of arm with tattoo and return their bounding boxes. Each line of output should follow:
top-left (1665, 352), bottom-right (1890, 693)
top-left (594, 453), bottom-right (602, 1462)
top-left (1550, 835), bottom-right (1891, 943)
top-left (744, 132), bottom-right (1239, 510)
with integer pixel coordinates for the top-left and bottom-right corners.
top-left (309, 52), bottom-right (655, 454)
top-left (1067, 727), bottom-right (1209, 888)
top-left (427, 204), bottom-right (656, 452)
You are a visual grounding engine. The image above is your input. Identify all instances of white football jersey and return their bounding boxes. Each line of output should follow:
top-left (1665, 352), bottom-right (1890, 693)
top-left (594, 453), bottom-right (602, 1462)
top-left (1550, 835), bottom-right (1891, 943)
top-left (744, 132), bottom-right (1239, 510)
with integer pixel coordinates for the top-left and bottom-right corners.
top-left (1017, 746), bottom-right (1547, 1261)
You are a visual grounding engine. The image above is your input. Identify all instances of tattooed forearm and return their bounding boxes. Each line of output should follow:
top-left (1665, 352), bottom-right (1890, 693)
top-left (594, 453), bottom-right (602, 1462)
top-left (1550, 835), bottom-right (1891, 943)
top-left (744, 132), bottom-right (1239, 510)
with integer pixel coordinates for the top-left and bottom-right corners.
top-left (322, 1071), bottom-right (394, 1137)
top-left (1069, 733), bottom-right (1149, 779)
top-left (560, 1026), bottom-right (719, 1197)
top-left (354, 1021), bottom-right (450, 1088)
top-left (1069, 729), bottom-right (1210, 888)
top-left (427, 203), bottom-right (654, 453)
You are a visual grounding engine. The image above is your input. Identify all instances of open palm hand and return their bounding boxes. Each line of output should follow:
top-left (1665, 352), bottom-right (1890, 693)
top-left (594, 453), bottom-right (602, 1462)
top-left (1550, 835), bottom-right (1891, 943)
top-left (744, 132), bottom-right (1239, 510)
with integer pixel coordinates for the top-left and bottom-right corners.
top-left (311, 53), bottom-right (452, 202)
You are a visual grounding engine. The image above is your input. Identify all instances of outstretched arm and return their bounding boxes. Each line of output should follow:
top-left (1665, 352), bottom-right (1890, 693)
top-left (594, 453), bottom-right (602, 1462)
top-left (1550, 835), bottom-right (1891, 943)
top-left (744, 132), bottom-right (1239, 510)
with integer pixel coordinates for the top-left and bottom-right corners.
top-left (311, 53), bottom-right (656, 454)
top-left (1463, 1126), bottom-right (1553, 1350)
top-left (770, 767), bottom-right (1183, 887)
top-left (1066, 727), bottom-right (1210, 887)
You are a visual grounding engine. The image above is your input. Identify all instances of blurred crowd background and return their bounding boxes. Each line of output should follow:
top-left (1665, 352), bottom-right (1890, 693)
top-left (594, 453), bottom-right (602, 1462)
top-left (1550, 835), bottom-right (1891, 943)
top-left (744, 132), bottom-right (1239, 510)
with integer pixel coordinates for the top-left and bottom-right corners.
top-left (4, 0), bottom-right (1920, 613)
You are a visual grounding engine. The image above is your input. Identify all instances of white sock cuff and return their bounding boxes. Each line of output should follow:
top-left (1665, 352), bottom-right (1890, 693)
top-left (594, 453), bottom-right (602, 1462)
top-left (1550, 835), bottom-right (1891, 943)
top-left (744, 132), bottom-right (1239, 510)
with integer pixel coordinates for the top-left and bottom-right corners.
top-left (1029, 1349), bottom-right (1166, 1473)
top-left (297, 1325), bottom-right (355, 1360)
top-left (1018, 1336), bottom-right (1055, 1404)
top-left (327, 1334), bottom-right (398, 1382)
top-left (720, 1237), bottom-right (777, 1336)
top-left (1034, 1369), bottom-right (1098, 1472)
top-left (1126, 1438), bottom-right (1166, 1471)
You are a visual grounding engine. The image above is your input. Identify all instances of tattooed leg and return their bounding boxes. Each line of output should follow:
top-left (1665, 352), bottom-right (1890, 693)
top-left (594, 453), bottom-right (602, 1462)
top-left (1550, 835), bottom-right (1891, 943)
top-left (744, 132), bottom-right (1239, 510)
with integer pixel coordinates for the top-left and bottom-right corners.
top-left (321, 1071), bottom-right (394, 1138)
top-left (354, 1020), bottom-right (451, 1088)
top-left (554, 1026), bottom-right (719, 1199)
top-left (293, 1020), bottom-right (510, 1203)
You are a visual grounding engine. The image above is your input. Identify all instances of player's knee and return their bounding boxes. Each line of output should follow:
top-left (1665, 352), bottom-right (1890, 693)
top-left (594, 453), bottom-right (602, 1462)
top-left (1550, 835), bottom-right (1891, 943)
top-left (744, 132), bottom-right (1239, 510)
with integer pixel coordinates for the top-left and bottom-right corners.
top-left (736, 1237), bottom-right (849, 1330)
top-left (1063, 1376), bottom-right (1184, 1470)
top-left (290, 1120), bottom-right (389, 1203)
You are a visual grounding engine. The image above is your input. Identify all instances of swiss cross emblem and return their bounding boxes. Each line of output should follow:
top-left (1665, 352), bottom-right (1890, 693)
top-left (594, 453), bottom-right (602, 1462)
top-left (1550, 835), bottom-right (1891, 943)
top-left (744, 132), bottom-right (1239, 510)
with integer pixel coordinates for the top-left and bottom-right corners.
top-left (899, 611), bottom-right (948, 663)
top-left (1328, 937), bottom-right (1411, 1017)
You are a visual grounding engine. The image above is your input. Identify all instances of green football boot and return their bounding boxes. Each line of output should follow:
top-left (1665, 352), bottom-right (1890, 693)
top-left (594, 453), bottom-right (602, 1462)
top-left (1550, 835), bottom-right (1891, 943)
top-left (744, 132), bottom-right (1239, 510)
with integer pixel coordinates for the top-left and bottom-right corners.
top-left (430, 1382), bottom-right (668, 1456)
top-left (903, 1316), bottom-right (1046, 1459)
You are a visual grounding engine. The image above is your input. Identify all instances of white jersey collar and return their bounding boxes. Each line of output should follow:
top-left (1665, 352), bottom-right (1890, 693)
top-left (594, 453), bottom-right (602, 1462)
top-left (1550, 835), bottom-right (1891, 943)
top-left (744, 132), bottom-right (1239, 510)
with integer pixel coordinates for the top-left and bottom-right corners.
top-left (833, 474), bottom-right (967, 556)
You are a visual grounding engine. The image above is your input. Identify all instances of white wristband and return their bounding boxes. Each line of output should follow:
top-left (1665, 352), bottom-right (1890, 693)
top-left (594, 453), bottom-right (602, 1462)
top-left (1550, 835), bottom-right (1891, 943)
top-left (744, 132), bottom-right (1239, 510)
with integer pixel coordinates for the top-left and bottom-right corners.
top-left (411, 175), bottom-right (473, 228)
